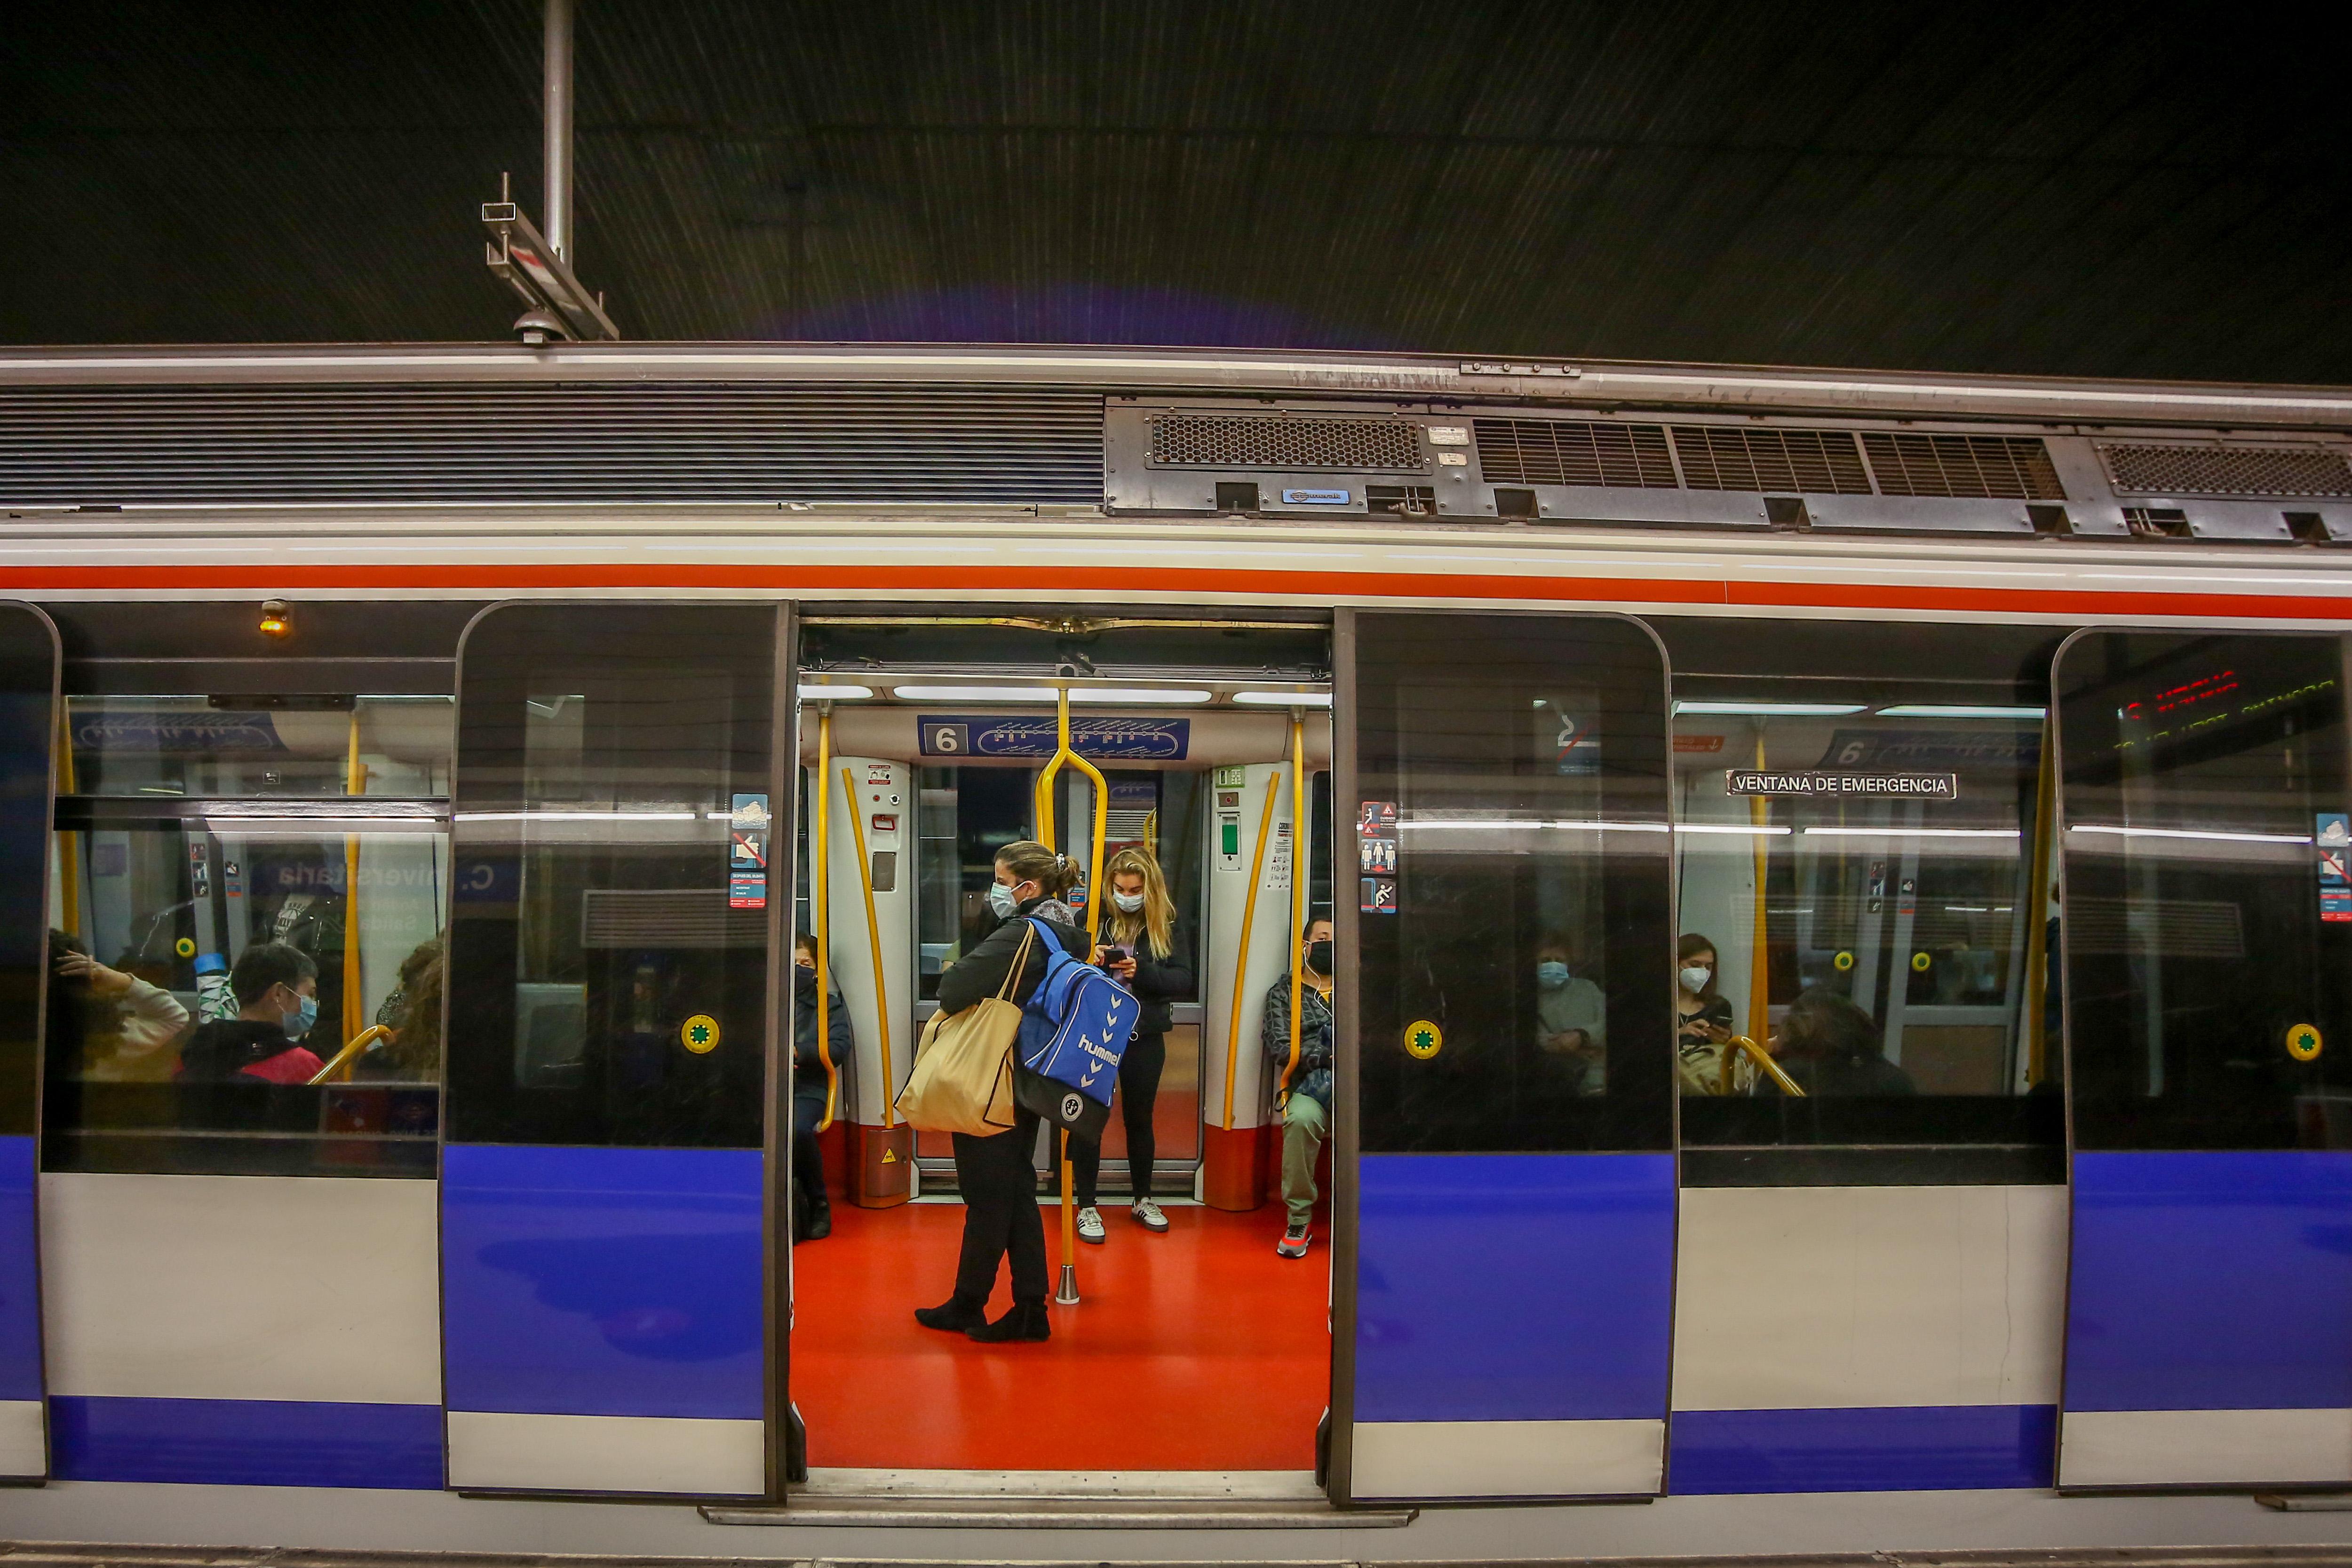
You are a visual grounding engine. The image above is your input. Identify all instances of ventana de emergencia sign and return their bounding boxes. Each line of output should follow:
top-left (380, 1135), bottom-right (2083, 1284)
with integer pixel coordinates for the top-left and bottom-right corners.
top-left (1727, 770), bottom-right (1959, 800)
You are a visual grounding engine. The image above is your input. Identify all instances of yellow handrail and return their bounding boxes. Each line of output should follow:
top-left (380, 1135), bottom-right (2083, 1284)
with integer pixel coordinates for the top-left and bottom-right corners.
top-left (307, 1024), bottom-right (391, 1086)
top-left (1030, 688), bottom-right (1108, 947)
top-left (1280, 716), bottom-right (1307, 1098)
top-left (812, 708), bottom-right (839, 1130)
top-left (1220, 769), bottom-right (1285, 1130)
top-left (1720, 1034), bottom-right (1805, 1098)
top-left (342, 711), bottom-right (368, 1046)
top-left (840, 766), bottom-right (896, 1129)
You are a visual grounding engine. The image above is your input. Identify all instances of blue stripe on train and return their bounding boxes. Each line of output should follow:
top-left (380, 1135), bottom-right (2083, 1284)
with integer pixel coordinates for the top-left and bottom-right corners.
top-left (442, 1143), bottom-right (764, 1420)
top-left (2066, 1150), bottom-right (2352, 1413)
top-left (1669, 1404), bottom-right (2057, 1493)
top-left (49, 1395), bottom-right (442, 1488)
top-left (1355, 1152), bottom-right (1676, 1423)
top-left (0, 1136), bottom-right (39, 1404)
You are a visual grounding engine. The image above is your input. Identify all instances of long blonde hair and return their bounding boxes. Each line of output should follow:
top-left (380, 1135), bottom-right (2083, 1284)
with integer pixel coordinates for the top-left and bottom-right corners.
top-left (1103, 846), bottom-right (1174, 959)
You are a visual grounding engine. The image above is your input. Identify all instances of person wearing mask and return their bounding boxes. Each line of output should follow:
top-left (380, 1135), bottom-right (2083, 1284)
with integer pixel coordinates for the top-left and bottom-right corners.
top-left (1774, 987), bottom-right (1916, 1097)
top-left (1262, 916), bottom-right (1335, 1259)
top-left (1070, 846), bottom-right (1193, 1243)
top-left (47, 930), bottom-right (190, 1082)
top-left (791, 930), bottom-right (853, 1242)
top-left (1533, 933), bottom-right (1607, 1096)
top-left (1673, 933), bottom-right (1740, 1094)
top-left (916, 840), bottom-right (1085, 1344)
top-left (178, 940), bottom-right (326, 1083)
top-left (365, 936), bottom-right (444, 1082)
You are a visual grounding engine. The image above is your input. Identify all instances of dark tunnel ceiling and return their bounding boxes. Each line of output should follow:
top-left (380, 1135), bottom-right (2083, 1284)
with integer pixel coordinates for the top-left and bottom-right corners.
top-left (6, 0), bottom-right (2350, 383)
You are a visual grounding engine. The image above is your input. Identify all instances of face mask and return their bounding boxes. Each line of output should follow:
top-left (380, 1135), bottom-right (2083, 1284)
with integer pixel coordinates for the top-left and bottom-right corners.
top-left (282, 992), bottom-right (318, 1040)
top-left (1112, 889), bottom-right (1146, 914)
top-left (1536, 960), bottom-right (1571, 990)
top-left (1305, 938), bottom-right (1334, 974)
top-left (1681, 965), bottom-right (1713, 993)
top-left (987, 881), bottom-right (1024, 918)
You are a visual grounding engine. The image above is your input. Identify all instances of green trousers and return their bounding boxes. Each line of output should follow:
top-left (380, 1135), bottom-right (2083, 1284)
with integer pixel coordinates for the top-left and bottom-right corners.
top-left (1281, 1092), bottom-right (1327, 1226)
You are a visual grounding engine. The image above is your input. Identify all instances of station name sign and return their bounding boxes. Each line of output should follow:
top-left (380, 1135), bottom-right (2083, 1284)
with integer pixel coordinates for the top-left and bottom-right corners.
top-left (1727, 770), bottom-right (1958, 800)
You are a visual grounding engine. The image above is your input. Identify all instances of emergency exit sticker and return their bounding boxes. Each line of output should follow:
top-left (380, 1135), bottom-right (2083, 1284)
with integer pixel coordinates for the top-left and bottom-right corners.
top-left (2319, 812), bottom-right (2350, 923)
top-left (731, 792), bottom-right (770, 909)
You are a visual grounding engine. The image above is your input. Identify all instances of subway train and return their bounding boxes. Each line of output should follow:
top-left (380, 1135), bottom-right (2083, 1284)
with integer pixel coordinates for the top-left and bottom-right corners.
top-left (0, 343), bottom-right (2350, 1553)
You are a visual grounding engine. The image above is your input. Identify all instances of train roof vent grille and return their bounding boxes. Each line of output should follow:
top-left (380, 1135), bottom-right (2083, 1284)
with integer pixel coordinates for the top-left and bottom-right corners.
top-left (1472, 420), bottom-right (1677, 488)
top-left (1860, 433), bottom-right (2065, 500)
top-left (581, 889), bottom-right (767, 950)
top-left (2099, 443), bottom-right (2352, 498)
top-left (0, 382), bottom-right (1105, 507)
top-left (1669, 426), bottom-right (1874, 495)
top-left (1147, 414), bottom-right (1424, 471)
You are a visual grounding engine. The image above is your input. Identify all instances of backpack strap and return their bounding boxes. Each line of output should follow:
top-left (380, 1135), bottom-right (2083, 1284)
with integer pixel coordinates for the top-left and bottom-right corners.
top-left (1024, 915), bottom-right (1069, 957)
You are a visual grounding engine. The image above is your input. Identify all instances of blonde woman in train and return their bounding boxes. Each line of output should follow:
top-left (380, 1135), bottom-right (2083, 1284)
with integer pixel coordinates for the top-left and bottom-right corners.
top-left (1069, 846), bottom-right (1194, 1243)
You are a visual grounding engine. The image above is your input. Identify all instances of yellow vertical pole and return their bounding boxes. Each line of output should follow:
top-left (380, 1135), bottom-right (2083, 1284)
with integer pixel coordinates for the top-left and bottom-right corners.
top-left (1282, 716), bottom-right (1306, 1094)
top-left (342, 711), bottom-right (367, 1045)
top-left (1220, 768), bottom-right (1285, 1129)
top-left (840, 766), bottom-right (895, 1127)
top-left (813, 708), bottom-right (838, 1129)
top-left (1747, 726), bottom-right (1772, 1047)
top-left (54, 704), bottom-right (80, 938)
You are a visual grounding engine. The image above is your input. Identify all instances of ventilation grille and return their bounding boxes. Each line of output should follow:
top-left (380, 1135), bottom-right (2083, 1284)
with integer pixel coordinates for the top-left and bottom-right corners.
top-left (1863, 434), bottom-right (2065, 500)
top-left (1474, 420), bottom-right (1677, 488)
top-left (2100, 443), bottom-right (2352, 498)
top-left (2066, 897), bottom-right (2245, 959)
top-left (1148, 414), bottom-right (1424, 471)
top-left (581, 889), bottom-right (766, 949)
top-left (1671, 426), bottom-right (1872, 495)
top-left (0, 383), bottom-right (1105, 507)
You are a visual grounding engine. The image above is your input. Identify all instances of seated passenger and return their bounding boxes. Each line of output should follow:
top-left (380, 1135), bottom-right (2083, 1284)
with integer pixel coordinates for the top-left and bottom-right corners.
top-left (1262, 916), bottom-right (1334, 1259)
top-left (48, 931), bottom-right (190, 1082)
top-left (1773, 987), bottom-right (1916, 1097)
top-left (1533, 933), bottom-right (1606, 1095)
top-left (177, 941), bottom-right (327, 1084)
top-left (792, 930), bottom-right (852, 1242)
top-left (361, 936), bottom-right (443, 1081)
top-left (1674, 932), bottom-right (1739, 1094)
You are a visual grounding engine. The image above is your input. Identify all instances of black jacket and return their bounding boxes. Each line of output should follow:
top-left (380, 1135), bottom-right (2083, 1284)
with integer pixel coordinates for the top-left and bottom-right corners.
top-left (791, 964), bottom-right (854, 1076)
top-left (1098, 915), bottom-right (1194, 1036)
top-left (179, 1018), bottom-right (314, 1082)
top-left (936, 897), bottom-right (1084, 1016)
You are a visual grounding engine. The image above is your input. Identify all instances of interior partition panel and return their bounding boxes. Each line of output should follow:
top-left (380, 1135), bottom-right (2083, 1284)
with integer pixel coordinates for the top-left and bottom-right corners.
top-left (442, 603), bottom-right (786, 1499)
top-left (0, 605), bottom-right (55, 1478)
top-left (1333, 610), bottom-right (1675, 1504)
top-left (2055, 629), bottom-right (2352, 1489)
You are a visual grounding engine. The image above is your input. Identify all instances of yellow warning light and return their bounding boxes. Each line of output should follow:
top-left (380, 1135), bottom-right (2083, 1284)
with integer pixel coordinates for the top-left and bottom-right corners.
top-left (257, 600), bottom-right (293, 640)
top-left (680, 1013), bottom-right (721, 1054)
top-left (1404, 1019), bottom-right (1443, 1059)
top-left (2288, 1023), bottom-right (2324, 1062)
top-left (1911, 951), bottom-right (1932, 972)
top-left (1833, 950), bottom-right (1855, 971)
top-left (174, 937), bottom-right (196, 959)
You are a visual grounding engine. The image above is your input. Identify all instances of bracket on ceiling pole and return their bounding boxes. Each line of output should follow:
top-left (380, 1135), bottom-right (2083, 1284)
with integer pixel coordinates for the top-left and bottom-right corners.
top-left (480, 0), bottom-right (619, 342)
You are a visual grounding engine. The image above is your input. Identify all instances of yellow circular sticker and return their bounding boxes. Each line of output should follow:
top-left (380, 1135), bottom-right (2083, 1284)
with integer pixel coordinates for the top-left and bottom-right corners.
top-left (680, 1014), bottom-right (722, 1054)
top-left (1911, 951), bottom-right (1932, 972)
top-left (175, 937), bottom-right (197, 958)
top-left (1404, 1019), bottom-right (1443, 1059)
top-left (1833, 950), bottom-right (1855, 972)
top-left (2288, 1023), bottom-right (2323, 1062)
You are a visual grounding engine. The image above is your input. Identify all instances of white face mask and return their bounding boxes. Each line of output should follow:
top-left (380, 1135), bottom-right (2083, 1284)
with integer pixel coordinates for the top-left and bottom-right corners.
top-left (987, 881), bottom-right (1026, 918)
top-left (1112, 889), bottom-right (1145, 914)
top-left (1680, 965), bottom-right (1713, 993)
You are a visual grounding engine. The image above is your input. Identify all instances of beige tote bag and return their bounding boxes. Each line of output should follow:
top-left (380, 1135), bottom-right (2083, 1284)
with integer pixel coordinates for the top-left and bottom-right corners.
top-left (894, 925), bottom-right (1031, 1136)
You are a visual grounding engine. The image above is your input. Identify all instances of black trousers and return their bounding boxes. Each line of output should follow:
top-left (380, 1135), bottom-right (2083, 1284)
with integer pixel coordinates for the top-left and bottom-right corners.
top-left (1071, 1030), bottom-right (1166, 1207)
top-left (950, 1106), bottom-right (1046, 1305)
top-left (791, 1085), bottom-right (829, 1214)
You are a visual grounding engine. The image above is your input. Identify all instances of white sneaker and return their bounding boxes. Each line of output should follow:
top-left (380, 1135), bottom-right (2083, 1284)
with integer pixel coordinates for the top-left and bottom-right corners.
top-left (1076, 1206), bottom-right (1106, 1245)
top-left (1132, 1197), bottom-right (1169, 1233)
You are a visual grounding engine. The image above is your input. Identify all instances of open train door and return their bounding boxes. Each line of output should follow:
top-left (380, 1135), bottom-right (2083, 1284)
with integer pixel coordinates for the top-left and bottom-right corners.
top-left (0, 604), bottom-right (57, 1480)
top-left (1328, 609), bottom-right (1676, 1505)
top-left (439, 602), bottom-right (794, 1498)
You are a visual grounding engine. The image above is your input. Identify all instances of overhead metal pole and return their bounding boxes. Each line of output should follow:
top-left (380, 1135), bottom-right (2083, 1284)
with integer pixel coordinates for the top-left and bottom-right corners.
top-left (543, 0), bottom-right (573, 264)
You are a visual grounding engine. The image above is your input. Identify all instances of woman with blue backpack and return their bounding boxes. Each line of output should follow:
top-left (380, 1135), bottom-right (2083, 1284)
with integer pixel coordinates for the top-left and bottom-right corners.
top-left (914, 839), bottom-right (1086, 1344)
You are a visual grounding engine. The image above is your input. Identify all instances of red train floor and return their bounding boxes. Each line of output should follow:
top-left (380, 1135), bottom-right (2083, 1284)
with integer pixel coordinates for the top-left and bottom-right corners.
top-left (790, 1197), bottom-right (1329, 1471)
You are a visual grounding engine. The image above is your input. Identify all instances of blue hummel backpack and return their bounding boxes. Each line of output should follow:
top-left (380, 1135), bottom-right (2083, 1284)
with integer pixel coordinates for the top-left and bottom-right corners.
top-left (1013, 916), bottom-right (1138, 1139)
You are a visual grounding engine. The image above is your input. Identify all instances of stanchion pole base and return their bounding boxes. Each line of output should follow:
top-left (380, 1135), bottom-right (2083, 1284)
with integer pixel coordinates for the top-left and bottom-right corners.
top-left (1055, 1263), bottom-right (1081, 1305)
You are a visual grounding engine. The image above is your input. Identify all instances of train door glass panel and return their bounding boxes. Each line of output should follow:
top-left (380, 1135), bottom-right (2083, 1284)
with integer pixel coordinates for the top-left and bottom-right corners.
top-left (441, 603), bottom-right (784, 1498)
top-left (2054, 630), bottom-right (2352, 1488)
top-left (44, 693), bottom-right (453, 1176)
top-left (0, 604), bottom-right (56, 1480)
top-left (1339, 610), bottom-right (1674, 1503)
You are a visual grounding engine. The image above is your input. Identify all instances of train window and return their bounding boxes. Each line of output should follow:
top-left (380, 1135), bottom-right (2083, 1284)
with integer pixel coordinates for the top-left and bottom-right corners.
top-left (0, 608), bottom-right (56, 1148)
top-left (1656, 617), bottom-right (2066, 1179)
top-left (444, 605), bottom-right (778, 1148)
top-left (1351, 612), bottom-right (1673, 1153)
top-left (2058, 630), bottom-right (2352, 1150)
top-left (43, 696), bottom-right (453, 1175)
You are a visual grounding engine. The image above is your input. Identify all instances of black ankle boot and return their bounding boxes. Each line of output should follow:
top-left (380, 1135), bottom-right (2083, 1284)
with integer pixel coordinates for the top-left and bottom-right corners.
top-left (967, 1298), bottom-right (1051, 1343)
top-left (804, 1199), bottom-right (832, 1241)
top-left (914, 1295), bottom-right (988, 1332)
